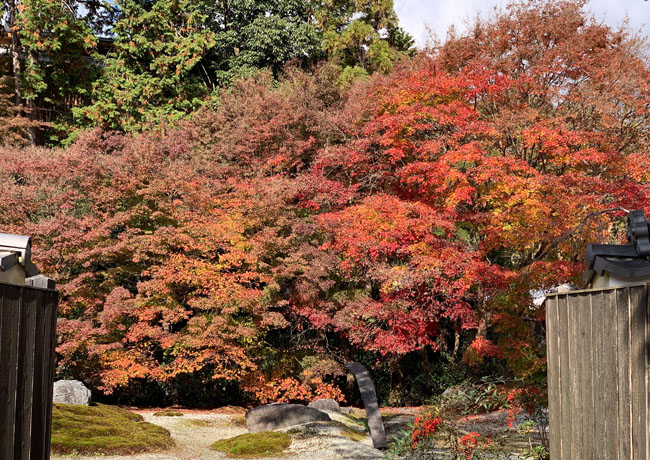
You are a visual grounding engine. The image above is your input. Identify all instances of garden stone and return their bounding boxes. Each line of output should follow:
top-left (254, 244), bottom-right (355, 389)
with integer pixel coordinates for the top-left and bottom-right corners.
top-left (345, 362), bottom-right (387, 449)
top-left (440, 383), bottom-right (473, 411)
top-left (246, 403), bottom-right (331, 433)
top-left (308, 398), bottom-right (340, 413)
top-left (52, 380), bottom-right (92, 405)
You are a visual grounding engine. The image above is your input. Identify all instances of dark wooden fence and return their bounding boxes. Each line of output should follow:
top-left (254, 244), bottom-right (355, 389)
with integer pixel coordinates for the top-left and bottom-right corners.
top-left (545, 284), bottom-right (649, 460)
top-left (0, 282), bottom-right (58, 460)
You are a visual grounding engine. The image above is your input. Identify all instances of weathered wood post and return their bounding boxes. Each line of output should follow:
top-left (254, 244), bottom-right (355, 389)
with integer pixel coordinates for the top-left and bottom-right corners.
top-left (0, 234), bottom-right (58, 460)
top-left (545, 211), bottom-right (650, 459)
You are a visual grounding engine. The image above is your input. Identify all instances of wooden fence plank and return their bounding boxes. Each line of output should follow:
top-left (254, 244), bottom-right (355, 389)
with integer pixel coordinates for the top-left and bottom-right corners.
top-left (19, 288), bottom-right (38, 460)
top-left (602, 289), bottom-right (619, 459)
top-left (1, 285), bottom-right (21, 460)
top-left (592, 290), bottom-right (607, 459)
top-left (558, 294), bottom-right (572, 459)
top-left (616, 287), bottom-right (632, 460)
top-left (0, 288), bottom-right (14, 460)
top-left (29, 288), bottom-right (47, 460)
top-left (578, 293), bottom-right (594, 460)
top-left (640, 284), bottom-right (650, 459)
top-left (630, 286), bottom-right (647, 460)
top-left (13, 287), bottom-right (28, 460)
top-left (568, 292), bottom-right (582, 459)
top-left (546, 295), bottom-right (562, 459)
top-left (43, 291), bottom-right (58, 458)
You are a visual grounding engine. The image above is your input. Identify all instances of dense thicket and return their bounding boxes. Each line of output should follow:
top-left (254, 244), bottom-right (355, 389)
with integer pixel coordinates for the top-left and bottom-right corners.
top-left (1, 0), bottom-right (649, 406)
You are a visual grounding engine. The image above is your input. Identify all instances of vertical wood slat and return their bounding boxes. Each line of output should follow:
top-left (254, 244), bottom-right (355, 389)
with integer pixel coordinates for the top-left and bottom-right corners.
top-left (0, 283), bottom-right (58, 460)
top-left (546, 284), bottom-right (649, 460)
top-left (617, 288), bottom-right (632, 460)
top-left (630, 286), bottom-right (647, 460)
top-left (546, 295), bottom-right (562, 460)
top-left (43, 291), bottom-right (58, 458)
top-left (578, 293), bottom-right (594, 460)
top-left (639, 284), bottom-right (650, 459)
top-left (568, 292), bottom-right (582, 459)
top-left (0, 289), bottom-right (13, 460)
top-left (592, 291), bottom-right (607, 459)
top-left (13, 285), bottom-right (28, 460)
top-left (1, 286), bottom-right (21, 460)
top-left (18, 288), bottom-right (38, 460)
top-left (557, 294), bottom-right (572, 459)
top-left (29, 288), bottom-right (47, 460)
top-left (602, 289), bottom-right (619, 459)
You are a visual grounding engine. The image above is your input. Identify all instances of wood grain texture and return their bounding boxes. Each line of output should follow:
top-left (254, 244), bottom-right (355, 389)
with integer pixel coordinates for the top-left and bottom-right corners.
top-left (0, 283), bottom-right (58, 460)
top-left (546, 285), bottom-right (649, 460)
top-left (546, 296), bottom-right (562, 459)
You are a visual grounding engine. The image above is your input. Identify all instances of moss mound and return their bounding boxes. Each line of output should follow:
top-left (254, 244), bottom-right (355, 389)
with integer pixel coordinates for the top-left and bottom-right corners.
top-left (51, 403), bottom-right (175, 455)
top-left (210, 431), bottom-right (291, 458)
top-left (154, 410), bottom-right (184, 417)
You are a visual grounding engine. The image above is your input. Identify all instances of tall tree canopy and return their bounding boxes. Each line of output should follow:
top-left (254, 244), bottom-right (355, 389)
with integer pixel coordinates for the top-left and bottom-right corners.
top-left (73, 0), bottom-right (413, 133)
top-left (1, 0), bottom-right (413, 139)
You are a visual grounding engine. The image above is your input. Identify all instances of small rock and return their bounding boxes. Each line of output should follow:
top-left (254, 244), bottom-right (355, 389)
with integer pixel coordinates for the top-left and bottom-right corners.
top-left (53, 380), bottom-right (92, 405)
top-left (308, 398), bottom-right (340, 413)
top-left (246, 403), bottom-right (331, 433)
top-left (440, 383), bottom-right (473, 411)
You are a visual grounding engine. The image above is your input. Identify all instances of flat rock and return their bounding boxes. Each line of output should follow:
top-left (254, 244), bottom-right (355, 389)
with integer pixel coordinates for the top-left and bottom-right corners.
top-left (246, 403), bottom-right (331, 433)
top-left (308, 398), bottom-right (340, 413)
top-left (53, 380), bottom-right (92, 405)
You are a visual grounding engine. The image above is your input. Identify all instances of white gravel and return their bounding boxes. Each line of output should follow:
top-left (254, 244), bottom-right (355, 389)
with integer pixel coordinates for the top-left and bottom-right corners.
top-left (51, 410), bottom-right (385, 460)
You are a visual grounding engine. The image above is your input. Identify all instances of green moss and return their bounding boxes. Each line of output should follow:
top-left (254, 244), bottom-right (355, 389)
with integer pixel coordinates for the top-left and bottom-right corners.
top-left (231, 415), bottom-right (247, 427)
top-left (51, 404), bottom-right (175, 455)
top-left (341, 428), bottom-right (366, 442)
top-left (153, 410), bottom-right (185, 417)
top-left (329, 421), bottom-right (367, 442)
top-left (182, 419), bottom-right (215, 427)
top-left (209, 432), bottom-right (291, 458)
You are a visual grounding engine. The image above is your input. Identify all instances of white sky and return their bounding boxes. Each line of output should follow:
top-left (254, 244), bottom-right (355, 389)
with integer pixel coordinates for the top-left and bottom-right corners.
top-left (394, 0), bottom-right (650, 47)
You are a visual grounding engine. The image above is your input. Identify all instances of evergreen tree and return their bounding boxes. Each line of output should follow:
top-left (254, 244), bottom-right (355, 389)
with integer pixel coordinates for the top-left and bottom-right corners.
top-left (1, 0), bottom-right (100, 143)
top-left (72, 0), bottom-right (414, 133)
top-left (73, 0), bottom-right (216, 132)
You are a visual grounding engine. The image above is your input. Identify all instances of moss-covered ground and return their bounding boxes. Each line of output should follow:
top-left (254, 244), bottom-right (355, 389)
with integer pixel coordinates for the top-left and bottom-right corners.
top-left (210, 431), bottom-right (291, 458)
top-left (51, 403), bottom-right (175, 455)
top-left (153, 410), bottom-right (185, 417)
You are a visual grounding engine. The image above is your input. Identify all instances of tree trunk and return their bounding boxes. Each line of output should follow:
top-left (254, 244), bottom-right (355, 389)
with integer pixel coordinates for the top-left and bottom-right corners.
top-left (387, 360), bottom-right (405, 406)
top-left (452, 329), bottom-right (461, 359)
top-left (7, 0), bottom-right (23, 105)
top-left (7, 0), bottom-right (37, 144)
top-left (25, 49), bottom-right (38, 144)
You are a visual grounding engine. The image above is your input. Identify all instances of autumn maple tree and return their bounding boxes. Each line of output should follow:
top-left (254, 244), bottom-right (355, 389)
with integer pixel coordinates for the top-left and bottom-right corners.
top-left (0, 0), bottom-right (649, 406)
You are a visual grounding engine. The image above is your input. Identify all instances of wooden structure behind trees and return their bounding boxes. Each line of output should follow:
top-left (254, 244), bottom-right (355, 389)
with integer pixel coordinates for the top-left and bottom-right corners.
top-left (0, 282), bottom-right (58, 460)
top-left (545, 284), bottom-right (649, 460)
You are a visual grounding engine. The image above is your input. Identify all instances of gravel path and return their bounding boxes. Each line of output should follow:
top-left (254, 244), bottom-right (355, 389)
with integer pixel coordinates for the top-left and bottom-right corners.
top-left (51, 410), bottom-right (386, 460)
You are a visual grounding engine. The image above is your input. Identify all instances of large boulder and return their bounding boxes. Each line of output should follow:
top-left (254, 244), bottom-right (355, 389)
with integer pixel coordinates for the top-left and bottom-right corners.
top-left (308, 398), bottom-right (340, 413)
top-left (246, 403), bottom-right (331, 433)
top-left (52, 380), bottom-right (92, 405)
